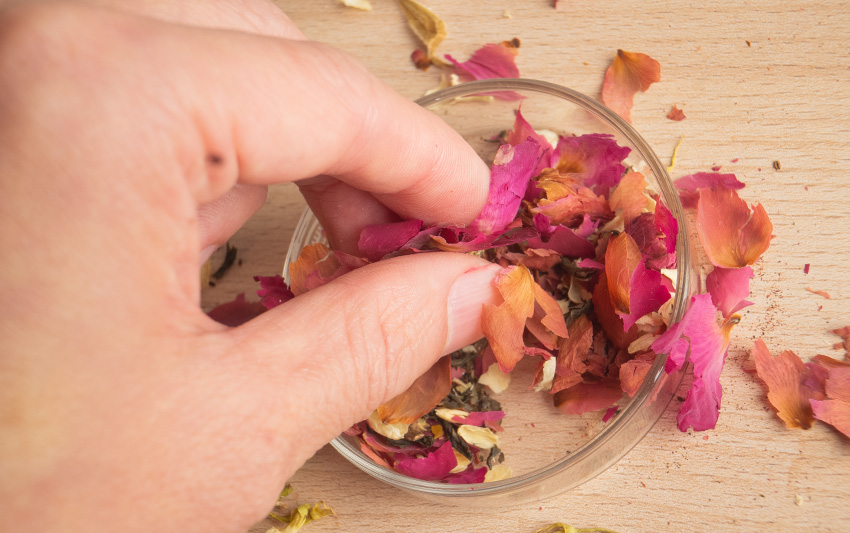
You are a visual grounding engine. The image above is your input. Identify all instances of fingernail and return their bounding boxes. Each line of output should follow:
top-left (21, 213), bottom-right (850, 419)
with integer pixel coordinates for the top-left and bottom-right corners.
top-left (445, 263), bottom-right (503, 354)
top-left (199, 244), bottom-right (218, 266)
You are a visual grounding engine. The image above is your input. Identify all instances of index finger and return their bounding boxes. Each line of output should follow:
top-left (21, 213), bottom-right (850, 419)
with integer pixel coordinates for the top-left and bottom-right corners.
top-left (164, 24), bottom-right (491, 226)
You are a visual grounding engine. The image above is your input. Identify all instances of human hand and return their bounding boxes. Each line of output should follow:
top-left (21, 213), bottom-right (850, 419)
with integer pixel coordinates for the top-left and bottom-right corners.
top-left (0, 1), bottom-right (500, 531)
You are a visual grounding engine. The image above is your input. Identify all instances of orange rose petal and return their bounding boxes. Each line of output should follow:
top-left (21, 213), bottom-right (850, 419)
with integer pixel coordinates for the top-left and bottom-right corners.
top-left (481, 266), bottom-right (536, 372)
top-left (553, 379), bottom-right (624, 415)
top-left (532, 283), bottom-right (569, 338)
top-left (609, 171), bottom-right (649, 225)
top-left (752, 339), bottom-right (816, 429)
top-left (601, 49), bottom-right (661, 123)
top-left (811, 366), bottom-right (850, 438)
top-left (832, 326), bottom-right (850, 355)
top-left (696, 188), bottom-right (773, 268)
top-left (619, 351), bottom-right (657, 397)
top-left (592, 273), bottom-right (638, 350)
top-left (604, 232), bottom-right (642, 315)
top-left (666, 105), bottom-right (686, 121)
top-left (377, 355), bottom-right (452, 424)
top-left (806, 286), bottom-right (832, 299)
top-left (551, 315), bottom-right (593, 395)
top-left (289, 243), bottom-right (339, 296)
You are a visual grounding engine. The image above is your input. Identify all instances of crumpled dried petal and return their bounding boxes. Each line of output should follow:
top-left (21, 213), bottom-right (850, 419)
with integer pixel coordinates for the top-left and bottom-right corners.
top-left (533, 186), bottom-right (613, 229)
top-left (675, 172), bottom-right (745, 208)
top-left (358, 219), bottom-right (423, 261)
top-left (507, 107), bottom-right (553, 175)
top-left (208, 293), bottom-right (268, 326)
top-left (481, 265), bottom-right (568, 372)
top-left (288, 243), bottom-right (338, 296)
top-left (618, 262), bottom-right (672, 331)
top-left (696, 188), bottom-right (773, 268)
top-left (446, 39), bottom-right (520, 81)
top-left (377, 355), bottom-right (452, 424)
top-left (619, 351), bottom-right (657, 397)
top-left (810, 366), bottom-right (850, 438)
top-left (254, 275), bottom-right (295, 309)
top-left (605, 232), bottom-right (642, 315)
top-left (832, 326), bottom-right (850, 356)
top-left (625, 209), bottom-right (677, 270)
top-left (752, 339), bottom-right (816, 429)
top-left (471, 139), bottom-right (541, 235)
top-left (527, 225), bottom-right (594, 259)
top-left (398, 0), bottom-right (446, 60)
top-left (267, 501), bottom-right (334, 533)
top-left (601, 49), bottom-right (661, 123)
top-left (608, 171), bottom-right (649, 225)
top-left (393, 441), bottom-right (458, 481)
top-left (457, 425), bottom-right (500, 449)
top-left (706, 266), bottom-right (754, 318)
top-left (552, 134), bottom-right (631, 195)
top-left (552, 315), bottom-right (593, 394)
top-left (445, 466), bottom-right (488, 484)
top-left (553, 379), bottom-right (624, 415)
top-left (651, 294), bottom-right (738, 431)
top-left (666, 106), bottom-right (686, 121)
top-left (592, 273), bottom-right (638, 350)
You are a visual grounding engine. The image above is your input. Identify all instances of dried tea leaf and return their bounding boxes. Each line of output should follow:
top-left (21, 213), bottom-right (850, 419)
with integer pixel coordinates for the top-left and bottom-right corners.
top-left (601, 49), bottom-right (661, 123)
top-left (605, 232), bottom-right (642, 315)
top-left (398, 0), bottom-right (446, 59)
top-left (267, 501), bottom-right (334, 533)
top-left (752, 339), bottom-right (816, 429)
top-left (377, 355), bottom-right (452, 424)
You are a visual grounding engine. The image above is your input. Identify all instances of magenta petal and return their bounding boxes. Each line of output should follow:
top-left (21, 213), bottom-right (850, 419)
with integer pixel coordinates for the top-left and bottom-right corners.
top-left (508, 108), bottom-right (552, 174)
top-left (626, 212), bottom-right (676, 270)
top-left (675, 172), bottom-right (745, 208)
top-left (575, 214), bottom-right (599, 239)
top-left (253, 275), bottom-right (295, 309)
top-left (527, 225), bottom-right (594, 258)
top-left (207, 293), bottom-right (267, 326)
top-left (553, 134), bottom-right (631, 196)
top-left (451, 411), bottom-right (506, 426)
top-left (444, 466), bottom-right (488, 484)
top-left (471, 139), bottom-right (541, 235)
top-left (393, 441), bottom-right (458, 481)
top-left (358, 219), bottom-right (423, 262)
top-left (445, 43), bottom-right (519, 80)
top-left (677, 376), bottom-right (723, 431)
top-left (652, 294), bottom-right (720, 373)
top-left (532, 213), bottom-right (554, 238)
top-left (706, 266), bottom-right (754, 318)
top-left (618, 262), bottom-right (672, 330)
top-left (602, 407), bottom-right (619, 422)
top-left (654, 200), bottom-right (679, 256)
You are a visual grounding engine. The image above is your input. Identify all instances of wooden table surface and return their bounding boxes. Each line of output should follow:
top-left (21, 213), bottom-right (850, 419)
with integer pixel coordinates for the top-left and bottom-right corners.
top-left (199, 2), bottom-right (850, 531)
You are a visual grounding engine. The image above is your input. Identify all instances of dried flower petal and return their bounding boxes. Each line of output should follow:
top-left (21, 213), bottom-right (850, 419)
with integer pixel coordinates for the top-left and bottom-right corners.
top-left (667, 106), bottom-right (686, 121)
top-left (398, 0), bottom-right (446, 59)
top-left (652, 295), bottom-right (738, 431)
top-left (553, 134), bottom-right (631, 195)
top-left (833, 326), bottom-right (850, 356)
top-left (267, 501), bottom-right (334, 533)
top-left (377, 355), bottom-right (452, 424)
top-left (338, 0), bottom-right (372, 11)
top-left (207, 293), bottom-right (267, 326)
top-left (810, 398), bottom-right (850, 438)
top-left (484, 464), bottom-right (512, 482)
top-left (553, 380), bottom-right (624, 415)
top-left (457, 425), bottom-right (500, 449)
top-left (618, 262), bottom-right (672, 331)
top-left (478, 361), bottom-right (511, 393)
top-left (471, 139), bottom-right (541, 235)
top-left (527, 226), bottom-right (595, 259)
top-left (675, 172), bottom-right (745, 208)
top-left (552, 315), bottom-right (593, 395)
top-left (288, 243), bottom-right (337, 296)
top-left (254, 275), bottom-right (295, 309)
top-left (696, 188), bottom-right (773, 268)
top-left (446, 40), bottom-right (520, 81)
top-left (609, 171), bottom-right (649, 225)
top-left (605, 233), bottom-right (642, 315)
top-left (358, 219), bottom-right (422, 261)
top-left (619, 352), bottom-right (657, 397)
top-left (445, 466), bottom-right (488, 484)
top-left (601, 49), bottom-right (661, 123)
top-left (706, 266), bottom-right (754, 318)
top-left (393, 441), bottom-right (458, 481)
top-left (752, 339), bottom-right (816, 429)
top-left (534, 186), bottom-right (612, 227)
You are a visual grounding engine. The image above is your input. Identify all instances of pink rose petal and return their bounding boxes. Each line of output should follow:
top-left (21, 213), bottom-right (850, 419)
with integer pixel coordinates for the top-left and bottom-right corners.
top-left (527, 225), bottom-right (595, 258)
top-left (675, 172), bottom-right (745, 208)
top-left (253, 275), bottom-right (295, 309)
top-left (207, 293), bottom-right (267, 326)
top-left (706, 266), bottom-right (754, 318)
top-left (451, 411), bottom-right (506, 426)
top-left (358, 219), bottom-right (423, 261)
top-left (393, 441), bottom-right (458, 481)
top-left (552, 134), bottom-right (631, 196)
top-left (617, 262), bottom-right (673, 330)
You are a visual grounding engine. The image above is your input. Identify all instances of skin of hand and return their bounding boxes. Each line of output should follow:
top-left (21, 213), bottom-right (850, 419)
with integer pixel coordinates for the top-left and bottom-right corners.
top-left (0, 1), bottom-right (501, 531)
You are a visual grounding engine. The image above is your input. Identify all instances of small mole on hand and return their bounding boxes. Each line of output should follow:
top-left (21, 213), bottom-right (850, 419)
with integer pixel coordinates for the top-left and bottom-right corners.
top-left (206, 154), bottom-right (224, 166)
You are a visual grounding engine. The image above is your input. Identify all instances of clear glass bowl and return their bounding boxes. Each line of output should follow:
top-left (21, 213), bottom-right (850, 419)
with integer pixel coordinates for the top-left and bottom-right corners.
top-left (283, 79), bottom-right (694, 505)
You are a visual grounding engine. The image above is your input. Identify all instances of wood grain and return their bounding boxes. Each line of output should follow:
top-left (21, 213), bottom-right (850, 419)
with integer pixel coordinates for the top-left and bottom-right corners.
top-left (198, 1), bottom-right (850, 531)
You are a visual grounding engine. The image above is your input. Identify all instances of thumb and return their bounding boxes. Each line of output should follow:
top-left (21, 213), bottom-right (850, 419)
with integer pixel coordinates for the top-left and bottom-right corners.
top-left (229, 252), bottom-right (502, 469)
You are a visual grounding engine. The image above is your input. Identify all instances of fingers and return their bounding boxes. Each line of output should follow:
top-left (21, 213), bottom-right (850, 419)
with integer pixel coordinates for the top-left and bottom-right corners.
top-left (80, 0), bottom-right (307, 39)
top-left (226, 253), bottom-right (502, 465)
top-left (197, 183), bottom-right (268, 264)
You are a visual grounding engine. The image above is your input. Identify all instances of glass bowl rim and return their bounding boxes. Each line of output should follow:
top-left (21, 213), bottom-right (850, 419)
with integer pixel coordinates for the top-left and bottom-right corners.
top-left (288, 78), bottom-right (692, 497)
